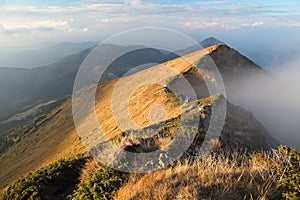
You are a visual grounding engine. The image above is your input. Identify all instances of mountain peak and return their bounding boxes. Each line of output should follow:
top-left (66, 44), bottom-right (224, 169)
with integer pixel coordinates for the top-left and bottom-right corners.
top-left (200, 37), bottom-right (224, 48)
top-left (175, 37), bottom-right (225, 56)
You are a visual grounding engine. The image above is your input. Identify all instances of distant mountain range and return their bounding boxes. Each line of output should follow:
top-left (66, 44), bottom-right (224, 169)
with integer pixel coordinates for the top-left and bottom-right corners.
top-left (0, 41), bottom-right (99, 68)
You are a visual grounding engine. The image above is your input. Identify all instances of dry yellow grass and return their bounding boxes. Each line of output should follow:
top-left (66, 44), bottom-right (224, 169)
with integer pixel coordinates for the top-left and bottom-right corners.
top-left (0, 45), bottom-right (219, 189)
top-left (0, 99), bottom-right (87, 189)
top-left (93, 45), bottom-right (218, 140)
top-left (114, 149), bottom-right (282, 200)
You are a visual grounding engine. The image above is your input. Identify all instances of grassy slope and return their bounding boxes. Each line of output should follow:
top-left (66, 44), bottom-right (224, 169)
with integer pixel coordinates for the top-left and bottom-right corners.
top-left (0, 45), bottom-right (217, 189)
top-left (0, 99), bottom-right (86, 188)
top-left (0, 44), bottom-right (275, 192)
top-left (2, 145), bottom-right (299, 200)
top-left (114, 149), bottom-right (283, 200)
top-left (0, 43), bottom-right (291, 200)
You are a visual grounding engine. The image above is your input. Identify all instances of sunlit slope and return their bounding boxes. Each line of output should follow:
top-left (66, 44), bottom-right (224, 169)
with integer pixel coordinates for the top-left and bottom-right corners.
top-left (91, 45), bottom-right (217, 138)
top-left (0, 45), bottom-right (217, 188)
top-left (0, 98), bottom-right (86, 188)
top-left (0, 44), bottom-right (274, 189)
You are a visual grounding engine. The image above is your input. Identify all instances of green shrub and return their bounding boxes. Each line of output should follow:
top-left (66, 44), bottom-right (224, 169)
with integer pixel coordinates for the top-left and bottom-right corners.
top-left (70, 166), bottom-right (128, 200)
top-left (277, 145), bottom-right (300, 199)
top-left (0, 156), bottom-right (86, 200)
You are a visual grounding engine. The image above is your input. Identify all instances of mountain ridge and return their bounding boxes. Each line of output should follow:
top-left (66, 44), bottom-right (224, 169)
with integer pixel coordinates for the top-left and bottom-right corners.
top-left (0, 44), bottom-right (279, 189)
top-left (0, 44), bottom-right (173, 125)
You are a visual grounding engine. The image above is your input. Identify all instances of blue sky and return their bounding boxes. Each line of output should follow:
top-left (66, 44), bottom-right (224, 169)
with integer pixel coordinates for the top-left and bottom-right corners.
top-left (0, 0), bottom-right (299, 48)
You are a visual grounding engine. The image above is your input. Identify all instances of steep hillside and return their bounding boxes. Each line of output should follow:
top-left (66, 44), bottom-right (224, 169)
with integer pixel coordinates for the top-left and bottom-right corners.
top-left (0, 98), bottom-right (64, 155)
top-left (0, 44), bottom-right (278, 189)
top-left (0, 97), bottom-right (86, 189)
top-left (0, 40), bottom-right (262, 127)
top-left (0, 48), bottom-right (91, 123)
top-left (0, 44), bottom-right (171, 127)
top-left (205, 44), bottom-right (264, 81)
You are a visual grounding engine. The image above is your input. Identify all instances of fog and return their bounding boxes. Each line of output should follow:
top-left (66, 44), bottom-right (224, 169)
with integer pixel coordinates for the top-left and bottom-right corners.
top-left (228, 57), bottom-right (300, 150)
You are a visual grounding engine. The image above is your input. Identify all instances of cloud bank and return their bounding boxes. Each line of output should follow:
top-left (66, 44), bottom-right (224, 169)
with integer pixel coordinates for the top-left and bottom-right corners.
top-left (228, 56), bottom-right (300, 150)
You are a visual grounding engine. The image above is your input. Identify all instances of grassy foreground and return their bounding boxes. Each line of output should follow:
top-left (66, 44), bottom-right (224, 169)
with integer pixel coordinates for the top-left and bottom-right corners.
top-left (1, 145), bottom-right (299, 200)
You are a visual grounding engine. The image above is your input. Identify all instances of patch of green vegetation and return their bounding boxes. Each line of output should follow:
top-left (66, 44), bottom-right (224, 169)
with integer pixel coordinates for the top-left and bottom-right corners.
top-left (70, 166), bottom-right (128, 200)
top-left (277, 145), bottom-right (300, 200)
top-left (0, 99), bottom-right (64, 155)
top-left (0, 98), bottom-right (64, 133)
top-left (0, 156), bottom-right (86, 200)
top-left (190, 128), bottom-right (206, 145)
top-left (0, 115), bottom-right (47, 155)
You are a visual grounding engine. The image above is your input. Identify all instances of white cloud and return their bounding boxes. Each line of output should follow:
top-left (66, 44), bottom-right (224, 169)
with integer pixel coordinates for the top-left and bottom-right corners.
top-left (125, 0), bottom-right (141, 7)
top-left (252, 21), bottom-right (265, 26)
top-left (195, 1), bottom-right (229, 5)
top-left (0, 20), bottom-right (70, 34)
top-left (242, 21), bottom-right (266, 27)
top-left (101, 18), bottom-right (112, 23)
top-left (0, 1), bottom-right (299, 46)
top-left (184, 21), bottom-right (236, 30)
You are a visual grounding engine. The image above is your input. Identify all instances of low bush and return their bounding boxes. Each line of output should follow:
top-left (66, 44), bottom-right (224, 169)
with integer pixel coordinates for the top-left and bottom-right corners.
top-left (0, 156), bottom-right (86, 200)
top-left (70, 158), bottom-right (128, 200)
top-left (277, 145), bottom-right (300, 199)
